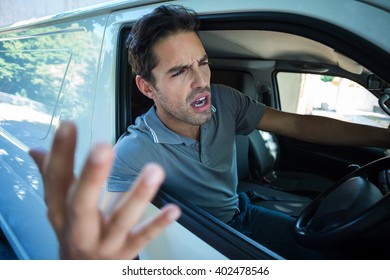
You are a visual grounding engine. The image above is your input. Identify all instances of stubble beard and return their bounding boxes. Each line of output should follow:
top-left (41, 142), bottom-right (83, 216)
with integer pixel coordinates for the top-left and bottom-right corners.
top-left (156, 86), bottom-right (212, 126)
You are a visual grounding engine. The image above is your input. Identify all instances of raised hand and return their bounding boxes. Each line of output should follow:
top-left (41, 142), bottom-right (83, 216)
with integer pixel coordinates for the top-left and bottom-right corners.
top-left (29, 121), bottom-right (180, 259)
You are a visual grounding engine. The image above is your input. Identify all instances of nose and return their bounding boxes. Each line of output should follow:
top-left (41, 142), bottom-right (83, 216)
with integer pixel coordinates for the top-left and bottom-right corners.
top-left (191, 64), bottom-right (209, 89)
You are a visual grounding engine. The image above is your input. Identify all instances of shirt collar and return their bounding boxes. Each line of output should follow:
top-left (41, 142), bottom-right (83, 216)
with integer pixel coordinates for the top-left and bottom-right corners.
top-left (142, 104), bottom-right (217, 145)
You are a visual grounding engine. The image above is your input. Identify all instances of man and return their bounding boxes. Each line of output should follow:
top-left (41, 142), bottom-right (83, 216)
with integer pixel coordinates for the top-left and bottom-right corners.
top-left (105, 5), bottom-right (389, 258)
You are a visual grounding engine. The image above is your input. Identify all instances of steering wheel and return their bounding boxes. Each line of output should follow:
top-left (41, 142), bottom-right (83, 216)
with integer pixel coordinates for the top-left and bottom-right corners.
top-left (294, 156), bottom-right (390, 247)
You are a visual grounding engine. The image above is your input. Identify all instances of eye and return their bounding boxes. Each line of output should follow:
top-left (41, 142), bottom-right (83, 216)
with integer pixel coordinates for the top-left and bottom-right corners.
top-left (172, 69), bottom-right (185, 77)
top-left (171, 66), bottom-right (190, 78)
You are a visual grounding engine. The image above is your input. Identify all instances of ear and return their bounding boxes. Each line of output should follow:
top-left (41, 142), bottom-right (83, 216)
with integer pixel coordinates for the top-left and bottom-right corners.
top-left (136, 75), bottom-right (155, 99)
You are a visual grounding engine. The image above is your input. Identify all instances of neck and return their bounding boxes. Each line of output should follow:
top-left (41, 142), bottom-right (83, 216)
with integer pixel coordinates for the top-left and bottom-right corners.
top-left (155, 107), bottom-right (201, 140)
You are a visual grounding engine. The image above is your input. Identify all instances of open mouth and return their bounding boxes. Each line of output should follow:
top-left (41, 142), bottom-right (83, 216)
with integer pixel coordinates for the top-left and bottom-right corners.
top-left (190, 94), bottom-right (210, 112)
top-left (192, 96), bottom-right (207, 107)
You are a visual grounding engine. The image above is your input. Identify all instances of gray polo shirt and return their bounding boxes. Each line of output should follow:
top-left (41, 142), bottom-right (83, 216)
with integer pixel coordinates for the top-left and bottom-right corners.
top-left (107, 84), bottom-right (265, 223)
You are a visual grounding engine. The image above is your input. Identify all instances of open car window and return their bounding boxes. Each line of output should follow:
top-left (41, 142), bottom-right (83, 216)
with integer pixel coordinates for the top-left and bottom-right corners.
top-left (277, 73), bottom-right (390, 128)
top-left (115, 9), bottom-right (390, 260)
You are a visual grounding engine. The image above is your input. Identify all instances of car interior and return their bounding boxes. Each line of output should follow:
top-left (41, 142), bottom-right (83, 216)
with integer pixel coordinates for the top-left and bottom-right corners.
top-left (116, 11), bottom-right (390, 259)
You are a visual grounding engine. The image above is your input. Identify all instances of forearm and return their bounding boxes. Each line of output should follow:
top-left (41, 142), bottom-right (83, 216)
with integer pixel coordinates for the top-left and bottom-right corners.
top-left (258, 107), bottom-right (390, 149)
top-left (291, 114), bottom-right (390, 148)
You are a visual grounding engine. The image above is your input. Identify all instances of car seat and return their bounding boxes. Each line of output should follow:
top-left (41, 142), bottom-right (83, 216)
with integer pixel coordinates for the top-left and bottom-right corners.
top-left (249, 130), bottom-right (334, 193)
top-left (235, 130), bottom-right (335, 216)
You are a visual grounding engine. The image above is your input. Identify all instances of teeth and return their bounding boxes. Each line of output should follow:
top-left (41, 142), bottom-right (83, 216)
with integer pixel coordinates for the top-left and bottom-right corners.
top-left (194, 97), bottom-right (206, 107)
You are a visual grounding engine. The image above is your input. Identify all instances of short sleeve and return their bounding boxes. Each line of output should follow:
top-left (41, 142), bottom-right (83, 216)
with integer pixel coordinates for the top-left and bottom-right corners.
top-left (213, 84), bottom-right (265, 135)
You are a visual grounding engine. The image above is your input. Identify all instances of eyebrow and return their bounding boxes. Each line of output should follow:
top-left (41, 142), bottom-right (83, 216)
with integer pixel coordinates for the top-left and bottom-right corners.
top-left (167, 54), bottom-right (209, 75)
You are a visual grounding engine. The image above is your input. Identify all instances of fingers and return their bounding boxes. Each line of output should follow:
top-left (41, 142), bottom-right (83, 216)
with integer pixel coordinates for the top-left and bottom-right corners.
top-left (123, 204), bottom-right (181, 257)
top-left (103, 163), bottom-right (167, 245)
top-left (45, 121), bottom-right (77, 184)
top-left (71, 144), bottom-right (114, 210)
top-left (66, 144), bottom-right (114, 247)
top-left (43, 121), bottom-right (77, 231)
top-left (28, 148), bottom-right (48, 174)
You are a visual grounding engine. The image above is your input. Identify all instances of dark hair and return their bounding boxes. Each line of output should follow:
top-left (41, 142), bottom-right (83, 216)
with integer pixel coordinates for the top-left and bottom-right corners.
top-left (126, 5), bottom-right (200, 84)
